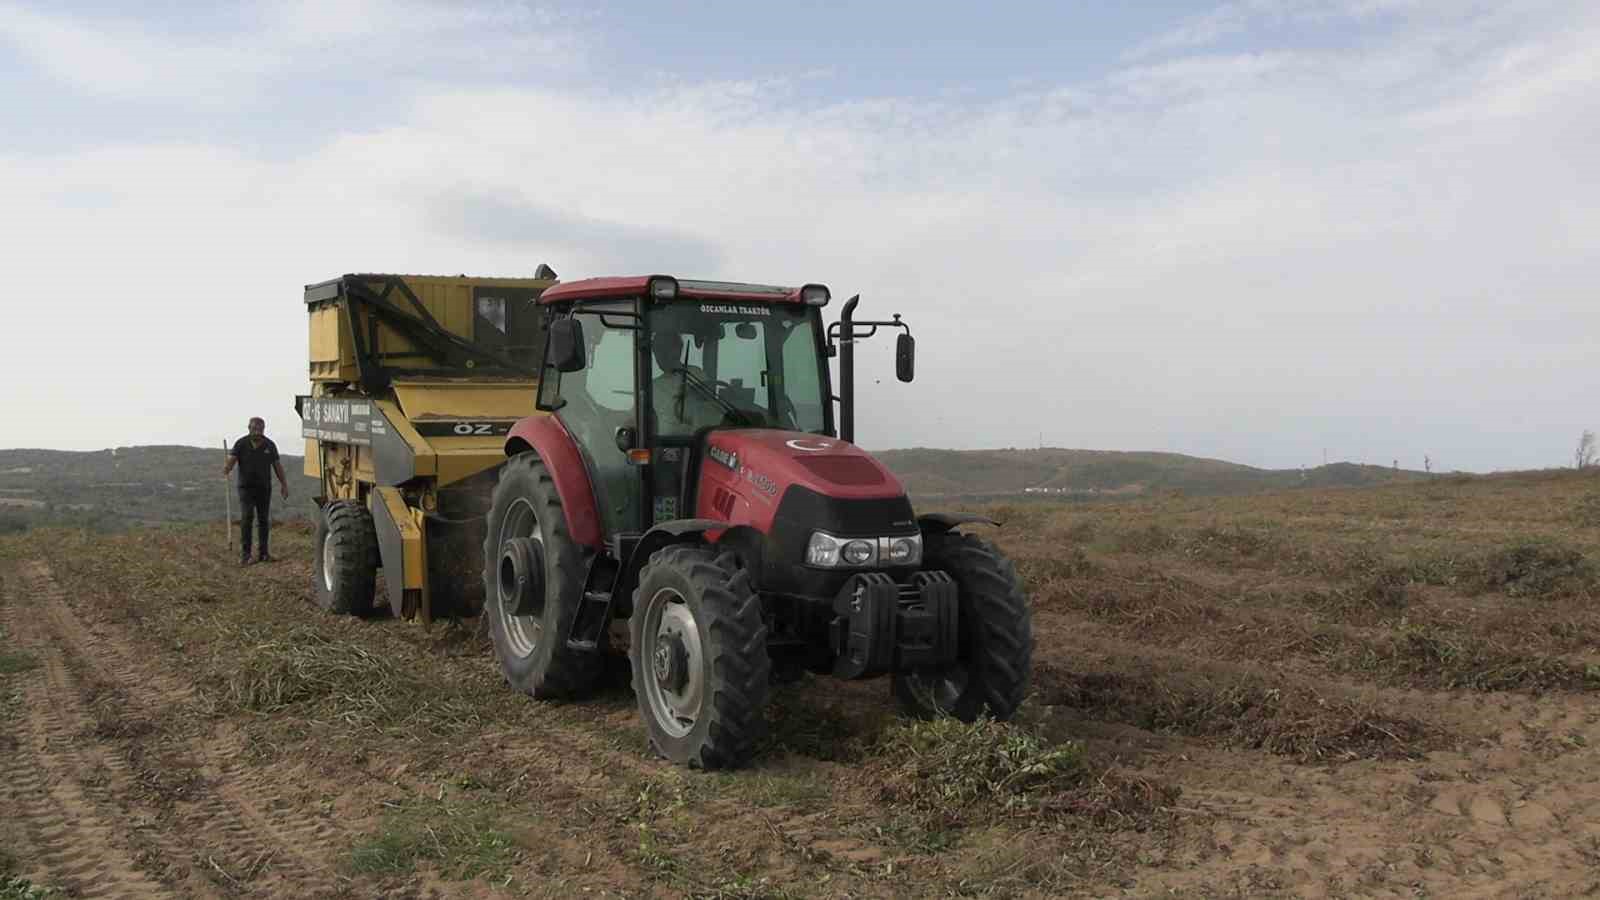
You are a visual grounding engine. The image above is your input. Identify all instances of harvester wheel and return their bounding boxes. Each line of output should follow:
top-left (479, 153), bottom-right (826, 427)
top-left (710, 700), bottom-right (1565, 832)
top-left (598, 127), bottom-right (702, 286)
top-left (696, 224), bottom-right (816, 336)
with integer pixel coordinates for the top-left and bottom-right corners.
top-left (630, 546), bottom-right (771, 769)
top-left (313, 500), bottom-right (378, 616)
top-left (481, 452), bottom-right (599, 699)
top-left (892, 533), bottom-right (1032, 721)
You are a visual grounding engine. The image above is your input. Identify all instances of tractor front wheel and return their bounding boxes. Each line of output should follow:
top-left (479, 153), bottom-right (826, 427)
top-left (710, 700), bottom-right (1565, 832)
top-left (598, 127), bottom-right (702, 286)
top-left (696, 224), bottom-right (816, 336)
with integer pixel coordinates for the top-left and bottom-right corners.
top-left (630, 546), bottom-right (771, 769)
top-left (481, 452), bottom-right (600, 699)
top-left (313, 500), bottom-right (377, 616)
top-left (892, 533), bottom-right (1032, 721)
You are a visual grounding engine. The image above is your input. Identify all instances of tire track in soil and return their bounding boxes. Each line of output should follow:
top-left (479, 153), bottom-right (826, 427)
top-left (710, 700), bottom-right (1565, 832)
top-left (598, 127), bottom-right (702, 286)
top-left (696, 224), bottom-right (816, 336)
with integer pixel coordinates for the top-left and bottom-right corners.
top-left (1, 563), bottom-right (184, 898)
top-left (17, 559), bottom-right (352, 899)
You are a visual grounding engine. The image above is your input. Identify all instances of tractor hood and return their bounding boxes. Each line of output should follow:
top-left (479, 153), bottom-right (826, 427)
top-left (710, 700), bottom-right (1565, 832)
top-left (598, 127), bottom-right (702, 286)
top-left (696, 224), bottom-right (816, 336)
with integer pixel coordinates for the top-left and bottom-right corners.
top-left (701, 430), bottom-right (906, 502)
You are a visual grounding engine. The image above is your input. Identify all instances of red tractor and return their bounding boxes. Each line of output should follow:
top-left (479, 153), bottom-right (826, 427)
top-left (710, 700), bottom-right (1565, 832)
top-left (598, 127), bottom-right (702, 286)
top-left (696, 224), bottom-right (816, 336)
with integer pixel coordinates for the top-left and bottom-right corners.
top-left (482, 275), bottom-right (1032, 768)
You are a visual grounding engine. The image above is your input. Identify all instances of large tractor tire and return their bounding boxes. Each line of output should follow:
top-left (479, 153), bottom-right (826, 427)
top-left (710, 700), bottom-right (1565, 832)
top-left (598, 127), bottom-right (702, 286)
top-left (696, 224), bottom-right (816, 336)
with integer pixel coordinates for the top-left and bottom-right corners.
top-left (313, 500), bottom-right (378, 616)
top-left (481, 452), bottom-right (600, 699)
top-left (892, 532), bottom-right (1032, 721)
top-left (630, 546), bottom-right (771, 769)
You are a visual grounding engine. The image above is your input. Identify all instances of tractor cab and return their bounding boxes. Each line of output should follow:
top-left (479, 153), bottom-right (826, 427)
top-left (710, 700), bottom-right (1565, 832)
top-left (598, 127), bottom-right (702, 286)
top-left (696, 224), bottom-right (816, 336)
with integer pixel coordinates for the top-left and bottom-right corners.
top-left (533, 276), bottom-right (843, 542)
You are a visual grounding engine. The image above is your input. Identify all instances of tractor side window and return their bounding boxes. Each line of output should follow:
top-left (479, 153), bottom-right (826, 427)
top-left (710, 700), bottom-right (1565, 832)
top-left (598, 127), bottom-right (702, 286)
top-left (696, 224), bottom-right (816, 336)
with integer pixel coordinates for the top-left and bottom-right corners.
top-left (558, 311), bottom-right (641, 535)
top-left (584, 326), bottom-right (635, 412)
top-left (780, 321), bottom-right (826, 433)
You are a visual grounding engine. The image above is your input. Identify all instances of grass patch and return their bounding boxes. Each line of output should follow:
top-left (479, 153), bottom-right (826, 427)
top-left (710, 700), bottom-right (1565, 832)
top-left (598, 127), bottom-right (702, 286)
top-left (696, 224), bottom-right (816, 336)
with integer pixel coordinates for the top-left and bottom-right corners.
top-left (1572, 493), bottom-right (1600, 528)
top-left (345, 796), bottom-right (516, 880)
top-left (1111, 524), bottom-right (1177, 554)
top-left (0, 850), bottom-right (55, 900)
top-left (718, 770), bottom-right (830, 808)
top-left (220, 625), bottom-right (483, 735)
top-left (869, 716), bottom-right (1173, 830)
top-left (1015, 546), bottom-right (1100, 583)
top-left (1379, 624), bottom-right (1600, 692)
top-left (876, 716), bottom-right (1088, 811)
top-left (1183, 524), bottom-right (1283, 564)
top-left (0, 651), bottom-right (37, 676)
top-left (1036, 662), bottom-right (1437, 762)
top-left (0, 876), bottom-right (59, 900)
top-left (1476, 541), bottom-right (1595, 598)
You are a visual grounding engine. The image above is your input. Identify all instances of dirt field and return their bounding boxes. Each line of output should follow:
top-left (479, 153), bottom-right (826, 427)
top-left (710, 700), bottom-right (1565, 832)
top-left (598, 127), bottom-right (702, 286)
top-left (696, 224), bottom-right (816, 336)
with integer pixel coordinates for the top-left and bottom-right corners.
top-left (4, 469), bottom-right (1600, 898)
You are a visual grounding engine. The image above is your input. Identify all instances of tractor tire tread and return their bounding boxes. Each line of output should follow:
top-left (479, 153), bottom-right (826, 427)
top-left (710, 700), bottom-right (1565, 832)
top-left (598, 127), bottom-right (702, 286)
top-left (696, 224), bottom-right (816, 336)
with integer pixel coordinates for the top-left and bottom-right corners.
top-left (632, 545), bottom-right (770, 769)
top-left (895, 532), bottom-right (1033, 721)
top-left (481, 453), bottom-right (600, 700)
top-left (316, 500), bottom-right (378, 616)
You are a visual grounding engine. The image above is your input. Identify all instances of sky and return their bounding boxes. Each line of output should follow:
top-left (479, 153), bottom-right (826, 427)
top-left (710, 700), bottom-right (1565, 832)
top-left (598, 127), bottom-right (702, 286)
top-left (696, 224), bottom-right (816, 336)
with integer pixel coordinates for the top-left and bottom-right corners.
top-left (2, 0), bottom-right (1597, 472)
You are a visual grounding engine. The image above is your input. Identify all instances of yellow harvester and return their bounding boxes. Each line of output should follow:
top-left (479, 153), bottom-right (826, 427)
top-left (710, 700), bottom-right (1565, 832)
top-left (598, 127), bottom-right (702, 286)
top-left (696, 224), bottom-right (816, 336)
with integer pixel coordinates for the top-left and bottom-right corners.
top-left (296, 268), bottom-right (556, 621)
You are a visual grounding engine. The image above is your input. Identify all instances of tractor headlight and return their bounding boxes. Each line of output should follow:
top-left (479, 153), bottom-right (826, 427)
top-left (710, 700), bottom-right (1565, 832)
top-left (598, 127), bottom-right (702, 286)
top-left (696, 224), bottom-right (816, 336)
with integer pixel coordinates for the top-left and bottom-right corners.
top-left (805, 531), bottom-right (920, 568)
top-left (806, 531), bottom-right (841, 566)
top-left (886, 534), bottom-right (922, 566)
top-left (841, 540), bottom-right (876, 565)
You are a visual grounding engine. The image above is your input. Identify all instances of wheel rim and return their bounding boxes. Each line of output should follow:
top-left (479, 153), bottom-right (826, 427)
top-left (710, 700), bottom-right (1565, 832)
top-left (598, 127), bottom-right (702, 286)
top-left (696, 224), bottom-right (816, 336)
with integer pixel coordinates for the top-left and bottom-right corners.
top-left (906, 664), bottom-right (970, 714)
top-left (639, 586), bottom-right (704, 738)
top-left (496, 497), bottom-right (545, 658)
top-left (321, 524), bottom-right (336, 593)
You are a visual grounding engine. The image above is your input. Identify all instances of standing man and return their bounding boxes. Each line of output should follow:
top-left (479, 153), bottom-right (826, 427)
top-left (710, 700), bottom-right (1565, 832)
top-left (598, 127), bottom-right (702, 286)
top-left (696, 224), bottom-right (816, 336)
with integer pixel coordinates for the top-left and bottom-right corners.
top-left (223, 417), bottom-right (289, 566)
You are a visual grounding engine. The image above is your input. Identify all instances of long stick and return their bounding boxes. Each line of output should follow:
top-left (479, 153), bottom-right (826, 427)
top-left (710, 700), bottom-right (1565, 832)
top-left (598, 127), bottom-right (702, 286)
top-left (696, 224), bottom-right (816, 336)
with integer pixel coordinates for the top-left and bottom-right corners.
top-left (224, 439), bottom-right (233, 552)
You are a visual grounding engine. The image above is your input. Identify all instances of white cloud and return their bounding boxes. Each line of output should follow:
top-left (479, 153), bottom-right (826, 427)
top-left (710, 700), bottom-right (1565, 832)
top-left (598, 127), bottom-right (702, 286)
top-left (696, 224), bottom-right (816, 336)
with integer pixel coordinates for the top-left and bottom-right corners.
top-left (1, 2), bottom-right (1598, 471)
top-left (0, 0), bottom-right (583, 104)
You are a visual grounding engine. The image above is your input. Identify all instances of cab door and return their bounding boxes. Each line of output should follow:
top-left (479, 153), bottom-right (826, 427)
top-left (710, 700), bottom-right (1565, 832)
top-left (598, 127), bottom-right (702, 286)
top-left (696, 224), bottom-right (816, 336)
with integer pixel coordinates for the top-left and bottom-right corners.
top-left (539, 306), bottom-right (644, 538)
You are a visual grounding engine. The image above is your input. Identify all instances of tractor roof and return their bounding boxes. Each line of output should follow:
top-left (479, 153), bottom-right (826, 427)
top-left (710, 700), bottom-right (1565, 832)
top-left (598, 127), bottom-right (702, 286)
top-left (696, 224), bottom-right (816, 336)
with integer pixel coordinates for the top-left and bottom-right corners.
top-left (539, 276), bottom-right (822, 305)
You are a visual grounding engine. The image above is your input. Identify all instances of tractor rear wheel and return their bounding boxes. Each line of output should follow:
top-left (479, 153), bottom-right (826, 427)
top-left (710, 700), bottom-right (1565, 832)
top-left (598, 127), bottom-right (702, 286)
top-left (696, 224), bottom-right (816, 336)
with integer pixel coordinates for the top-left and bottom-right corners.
top-left (313, 500), bottom-right (378, 616)
top-left (892, 533), bottom-right (1032, 721)
top-left (630, 546), bottom-right (771, 769)
top-left (481, 452), bottom-right (599, 699)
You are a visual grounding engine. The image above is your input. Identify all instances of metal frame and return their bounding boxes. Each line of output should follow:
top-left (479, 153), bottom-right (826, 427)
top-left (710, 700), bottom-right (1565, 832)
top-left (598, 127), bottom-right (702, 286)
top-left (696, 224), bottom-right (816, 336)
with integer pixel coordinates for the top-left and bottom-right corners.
top-left (826, 296), bottom-right (912, 443)
top-left (326, 276), bottom-right (541, 393)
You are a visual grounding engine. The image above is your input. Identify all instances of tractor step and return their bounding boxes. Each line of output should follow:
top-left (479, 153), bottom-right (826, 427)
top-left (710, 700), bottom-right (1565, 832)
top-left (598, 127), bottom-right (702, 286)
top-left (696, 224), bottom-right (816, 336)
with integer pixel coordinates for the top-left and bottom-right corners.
top-left (566, 590), bottom-right (612, 651)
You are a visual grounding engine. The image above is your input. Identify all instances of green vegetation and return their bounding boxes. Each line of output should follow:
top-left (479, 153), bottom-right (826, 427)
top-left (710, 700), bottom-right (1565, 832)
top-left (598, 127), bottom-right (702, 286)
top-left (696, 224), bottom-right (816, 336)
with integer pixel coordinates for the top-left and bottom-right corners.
top-left (346, 796), bottom-right (516, 880)
top-left (872, 717), bottom-right (1088, 814)
top-left (0, 875), bottom-right (59, 900)
top-left (0, 446), bottom-right (319, 530)
top-left (219, 625), bottom-right (484, 736)
top-left (0, 651), bottom-right (37, 676)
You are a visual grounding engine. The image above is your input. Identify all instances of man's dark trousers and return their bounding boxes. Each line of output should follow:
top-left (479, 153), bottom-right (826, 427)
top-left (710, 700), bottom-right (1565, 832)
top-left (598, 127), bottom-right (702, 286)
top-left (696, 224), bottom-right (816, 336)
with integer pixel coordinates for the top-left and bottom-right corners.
top-left (238, 485), bottom-right (271, 559)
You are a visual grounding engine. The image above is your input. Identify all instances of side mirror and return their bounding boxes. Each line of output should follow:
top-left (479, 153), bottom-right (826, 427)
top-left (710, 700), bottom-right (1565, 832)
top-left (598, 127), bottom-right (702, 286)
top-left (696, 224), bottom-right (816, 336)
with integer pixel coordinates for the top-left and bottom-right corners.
top-left (895, 333), bottom-right (915, 383)
top-left (548, 317), bottom-right (586, 372)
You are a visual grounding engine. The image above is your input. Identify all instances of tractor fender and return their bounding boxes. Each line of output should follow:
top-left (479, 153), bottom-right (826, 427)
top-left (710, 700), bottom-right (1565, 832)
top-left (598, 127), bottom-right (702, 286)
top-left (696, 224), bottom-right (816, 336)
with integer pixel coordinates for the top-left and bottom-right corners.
top-left (613, 519), bottom-right (764, 619)
top-left (503, 416), bottom-right (603, 550)
top-left (917, 512), bottom-right (1001, 535)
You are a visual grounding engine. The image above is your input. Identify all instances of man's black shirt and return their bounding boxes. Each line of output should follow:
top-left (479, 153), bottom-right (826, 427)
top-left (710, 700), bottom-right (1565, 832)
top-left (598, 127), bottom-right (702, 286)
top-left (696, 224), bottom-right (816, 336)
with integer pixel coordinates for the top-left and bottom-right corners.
top-left (231, 436), bottom-right (280, 490)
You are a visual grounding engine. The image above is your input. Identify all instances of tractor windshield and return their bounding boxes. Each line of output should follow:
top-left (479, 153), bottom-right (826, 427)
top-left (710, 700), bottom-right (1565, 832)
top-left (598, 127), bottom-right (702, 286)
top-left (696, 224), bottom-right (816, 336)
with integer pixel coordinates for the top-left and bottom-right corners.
top-left (648, 301), bottom-right (827, 438)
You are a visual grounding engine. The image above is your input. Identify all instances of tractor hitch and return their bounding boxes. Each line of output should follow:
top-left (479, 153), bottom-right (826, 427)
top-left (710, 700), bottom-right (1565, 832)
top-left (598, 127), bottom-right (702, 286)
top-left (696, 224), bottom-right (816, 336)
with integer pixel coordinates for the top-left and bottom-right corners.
top-left (829, 571), bottom-right (959, 679)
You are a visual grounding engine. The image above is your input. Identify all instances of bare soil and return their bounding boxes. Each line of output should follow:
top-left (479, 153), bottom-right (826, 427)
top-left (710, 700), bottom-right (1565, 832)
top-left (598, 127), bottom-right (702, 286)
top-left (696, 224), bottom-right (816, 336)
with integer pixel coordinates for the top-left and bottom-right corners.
top-left (3, 468), bottom-right (1600, 897)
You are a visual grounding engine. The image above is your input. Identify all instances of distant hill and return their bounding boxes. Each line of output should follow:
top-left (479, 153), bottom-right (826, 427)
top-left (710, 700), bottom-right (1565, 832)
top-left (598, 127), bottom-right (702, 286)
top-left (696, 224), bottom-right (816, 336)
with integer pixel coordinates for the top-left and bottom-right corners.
top-left (0, 443), bottom-right (1429, 531)
top-left (873, 447), bottom-right (1428, 498)
top-left (0, 445), bottom-right (320, 530)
